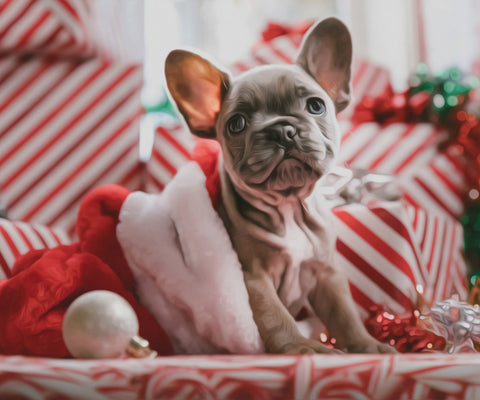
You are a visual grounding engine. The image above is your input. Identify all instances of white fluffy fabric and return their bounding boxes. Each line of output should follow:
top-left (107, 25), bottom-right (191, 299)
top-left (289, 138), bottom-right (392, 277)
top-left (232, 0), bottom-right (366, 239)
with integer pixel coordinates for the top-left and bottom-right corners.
top-left (116, 162), bottom-right (264, 354)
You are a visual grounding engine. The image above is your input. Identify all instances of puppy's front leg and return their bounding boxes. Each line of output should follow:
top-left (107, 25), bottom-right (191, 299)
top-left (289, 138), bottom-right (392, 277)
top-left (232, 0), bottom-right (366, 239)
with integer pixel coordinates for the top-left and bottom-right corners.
top-left (308, 260), bottom-right (396, 353)
top-left (244, 263), bottom-right (341, 354)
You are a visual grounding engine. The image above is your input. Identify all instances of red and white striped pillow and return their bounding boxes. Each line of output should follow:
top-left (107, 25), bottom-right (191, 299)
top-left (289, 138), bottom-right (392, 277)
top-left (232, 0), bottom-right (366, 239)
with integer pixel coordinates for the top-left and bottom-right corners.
top-left (0, 217), bottom-right (71, 280)
top-left (0, 0), bottom-right (93, 57)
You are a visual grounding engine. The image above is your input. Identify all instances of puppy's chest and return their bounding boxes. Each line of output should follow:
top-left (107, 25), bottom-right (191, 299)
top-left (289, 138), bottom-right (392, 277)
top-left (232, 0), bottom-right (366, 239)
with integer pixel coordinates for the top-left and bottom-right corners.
top-left (277, 206), bottom-right (319, 265)
top-left (262, 203), bottom-right (332, 306)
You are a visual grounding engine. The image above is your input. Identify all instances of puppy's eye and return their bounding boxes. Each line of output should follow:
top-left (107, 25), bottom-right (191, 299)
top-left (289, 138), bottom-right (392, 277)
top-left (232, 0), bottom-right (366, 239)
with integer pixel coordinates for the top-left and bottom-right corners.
top-left (227, 114), bottom-right (246, 134)
top-left (306, 97), bottom-right (326, 115)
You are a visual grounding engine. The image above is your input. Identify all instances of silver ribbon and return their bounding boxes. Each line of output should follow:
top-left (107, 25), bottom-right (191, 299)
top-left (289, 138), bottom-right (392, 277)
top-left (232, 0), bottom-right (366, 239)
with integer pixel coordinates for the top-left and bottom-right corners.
top-left (320, 166), bottom-right (402, 205)
top-left (425, 298), bottom-right (480, 353)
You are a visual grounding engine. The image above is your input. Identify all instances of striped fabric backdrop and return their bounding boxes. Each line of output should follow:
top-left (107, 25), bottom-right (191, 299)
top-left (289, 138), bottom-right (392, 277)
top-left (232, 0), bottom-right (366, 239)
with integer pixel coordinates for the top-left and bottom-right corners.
top-left (338, 121), bottom-right (467, 218)
top-left (0, 218), bottom-right (71, 280)
top-left (0, 55), bottom-right (145, 237)
top-left (0, 0), bottom-right (92, 57)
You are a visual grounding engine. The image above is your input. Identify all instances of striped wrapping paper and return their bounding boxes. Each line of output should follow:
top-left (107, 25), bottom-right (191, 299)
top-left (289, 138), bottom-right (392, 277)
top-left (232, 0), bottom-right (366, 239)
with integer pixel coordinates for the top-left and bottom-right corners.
top-left (0, 217), bottom-right (71, 280)
top-left (145, 124), bottom-right (197, 193)
top-left (0, 0), bottom-right (92, 57)
top-left (0, 54), bottom-right (145, 237)
top-left (339, 121), bottom-right (468, 218)
top-left (334, 201), bottom-right (467, 317)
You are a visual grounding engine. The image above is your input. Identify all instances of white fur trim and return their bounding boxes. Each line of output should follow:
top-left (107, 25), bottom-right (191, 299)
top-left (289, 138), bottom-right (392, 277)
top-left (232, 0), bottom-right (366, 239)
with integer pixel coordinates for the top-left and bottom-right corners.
top-left (117, 162), bottom-right (263, 354)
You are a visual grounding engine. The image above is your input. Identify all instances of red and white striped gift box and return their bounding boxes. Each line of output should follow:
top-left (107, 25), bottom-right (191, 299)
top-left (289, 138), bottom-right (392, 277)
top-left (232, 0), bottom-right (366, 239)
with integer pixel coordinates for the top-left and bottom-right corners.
top-left (0, 55), bottom-right (145, 236)
top-left (333, 201), bottom-right (467, 317)
top-left (339, 121), bottom-right (468, 218)
top-left (0, 0), bottom-right (92, 57)
top-left (0, 217), bottom-right (71, 280)
top-left (145, 124), bottom-right (196, 193)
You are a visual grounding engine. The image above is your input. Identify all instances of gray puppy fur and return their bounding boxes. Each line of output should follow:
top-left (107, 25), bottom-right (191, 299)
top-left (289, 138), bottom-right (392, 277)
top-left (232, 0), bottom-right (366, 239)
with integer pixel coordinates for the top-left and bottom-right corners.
top-left (165, 17), bottom-right (396, 354)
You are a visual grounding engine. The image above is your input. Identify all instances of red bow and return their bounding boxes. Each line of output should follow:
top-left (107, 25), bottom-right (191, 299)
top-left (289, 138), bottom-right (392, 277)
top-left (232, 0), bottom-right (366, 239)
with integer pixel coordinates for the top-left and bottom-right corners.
top-left (261, 21), bottom-right (313, 43)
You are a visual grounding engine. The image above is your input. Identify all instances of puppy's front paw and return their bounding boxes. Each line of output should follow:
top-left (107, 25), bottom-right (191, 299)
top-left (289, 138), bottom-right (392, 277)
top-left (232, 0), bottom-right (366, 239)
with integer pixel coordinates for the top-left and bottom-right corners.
top-left (280, 339), bottom-right (343, 355)
top-left (346, 338), bottom-right (397, 354)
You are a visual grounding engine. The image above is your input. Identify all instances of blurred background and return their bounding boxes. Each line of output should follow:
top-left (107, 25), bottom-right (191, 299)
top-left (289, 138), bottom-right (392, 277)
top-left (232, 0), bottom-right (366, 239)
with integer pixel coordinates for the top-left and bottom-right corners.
top-left (144, 0), bottom-right (480, 91)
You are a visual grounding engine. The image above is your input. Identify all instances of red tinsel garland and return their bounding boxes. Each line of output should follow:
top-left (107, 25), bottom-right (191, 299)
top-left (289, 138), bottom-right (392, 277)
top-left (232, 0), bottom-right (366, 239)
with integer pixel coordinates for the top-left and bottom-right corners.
top-left (364, 305), bottom-right (446, 353)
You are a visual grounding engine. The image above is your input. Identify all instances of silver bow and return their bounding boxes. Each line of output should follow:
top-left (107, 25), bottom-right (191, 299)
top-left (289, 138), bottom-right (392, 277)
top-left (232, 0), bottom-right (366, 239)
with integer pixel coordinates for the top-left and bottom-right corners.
top-left (320, 167), bottom-right (402, 205)
top-left (425, 298), bottom-right (480, 353)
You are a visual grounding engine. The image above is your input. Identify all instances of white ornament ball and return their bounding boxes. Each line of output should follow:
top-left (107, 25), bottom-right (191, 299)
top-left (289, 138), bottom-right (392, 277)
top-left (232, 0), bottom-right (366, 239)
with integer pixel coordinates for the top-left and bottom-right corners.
top-left (62, 290), bottom-right (139, 359)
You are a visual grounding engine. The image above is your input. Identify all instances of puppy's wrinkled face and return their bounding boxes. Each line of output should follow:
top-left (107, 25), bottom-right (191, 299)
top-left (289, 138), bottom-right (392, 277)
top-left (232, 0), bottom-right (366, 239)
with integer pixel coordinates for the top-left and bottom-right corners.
top-left (165, 17), bottom-right (352, 202)
top-left (217, 65), bottom-right (340, 197)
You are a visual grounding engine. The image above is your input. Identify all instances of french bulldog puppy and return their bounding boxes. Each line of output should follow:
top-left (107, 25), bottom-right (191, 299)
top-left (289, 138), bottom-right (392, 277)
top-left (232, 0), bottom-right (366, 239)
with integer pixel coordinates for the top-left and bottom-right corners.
top-left (165, 18), bottom-right (395, 354)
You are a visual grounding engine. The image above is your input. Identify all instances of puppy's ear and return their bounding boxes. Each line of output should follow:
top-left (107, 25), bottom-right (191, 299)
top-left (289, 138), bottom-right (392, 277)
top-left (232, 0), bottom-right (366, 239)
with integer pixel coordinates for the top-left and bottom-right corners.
top-left (296, 18), bottom-right (352, 113)
top-left (165, 50), bottom-right (230, 138)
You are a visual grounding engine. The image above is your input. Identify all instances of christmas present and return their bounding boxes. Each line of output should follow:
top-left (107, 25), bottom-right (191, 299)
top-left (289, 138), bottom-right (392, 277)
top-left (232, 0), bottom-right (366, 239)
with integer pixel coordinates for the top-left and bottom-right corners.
top-left (339, 121), bottom-right (467, 218)
top-left (0, 54), bottom-right (145, 236)
top-left (145, 123), bottom-right (196, 193)
top-left (0, 217), bottom-right (70, 280)
top-left (0, 0), bottom-right (93, 57)
top-left (334, 201), bottom-right (467, 317)
top-left (344, 64), bottom-right (480, 220)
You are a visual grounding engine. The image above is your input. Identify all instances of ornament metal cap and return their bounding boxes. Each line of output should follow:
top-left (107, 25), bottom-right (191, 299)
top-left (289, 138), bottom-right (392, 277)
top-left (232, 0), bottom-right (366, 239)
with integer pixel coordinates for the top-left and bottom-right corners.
top-left (126, 335), bottom-right (158, 358)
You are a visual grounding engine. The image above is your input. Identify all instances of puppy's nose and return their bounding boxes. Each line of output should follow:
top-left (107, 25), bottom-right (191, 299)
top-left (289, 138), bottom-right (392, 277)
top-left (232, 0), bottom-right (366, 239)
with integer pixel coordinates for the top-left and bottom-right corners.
top-left (266, 123), bottom-right (297, 142)
top-left (283, 124), bottom-right (297, 140)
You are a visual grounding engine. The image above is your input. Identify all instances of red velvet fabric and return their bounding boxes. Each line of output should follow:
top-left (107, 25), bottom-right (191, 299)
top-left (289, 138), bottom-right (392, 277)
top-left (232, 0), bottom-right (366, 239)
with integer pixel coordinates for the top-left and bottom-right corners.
top-left (191, 139), bottom-right (221, 208)
top-left (0, 184), bottom-right (173, 357)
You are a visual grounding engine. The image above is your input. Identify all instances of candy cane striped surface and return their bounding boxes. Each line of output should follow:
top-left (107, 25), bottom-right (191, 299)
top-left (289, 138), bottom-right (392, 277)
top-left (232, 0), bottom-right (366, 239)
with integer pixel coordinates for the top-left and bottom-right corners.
top-left (0, 55), bottom-right (144, 237)
top-left (0, 0), bottom-right (92, 57)
top-left (1, 354), bottom-right (480, 399)
top-left (339, 122), bottom-right (467, 218)
top-left (0, 218), bottom-right (71, 279)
